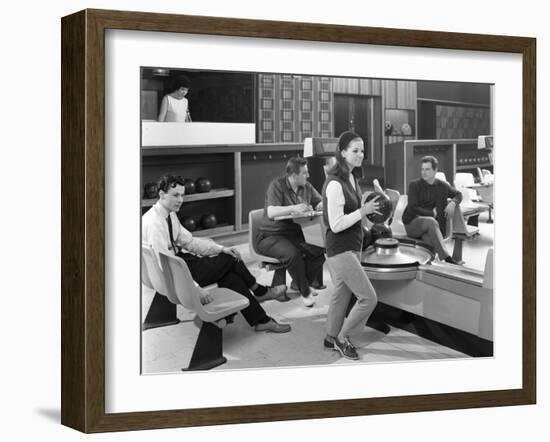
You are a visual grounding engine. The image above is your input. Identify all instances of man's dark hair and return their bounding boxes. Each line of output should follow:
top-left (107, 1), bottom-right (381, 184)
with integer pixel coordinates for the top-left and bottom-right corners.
top-left (421, 155), bottom-right (439, 170)
top-left (286, 157), bottom-right (308, 176)
top-left (156, 174), bottom-right (186, 195)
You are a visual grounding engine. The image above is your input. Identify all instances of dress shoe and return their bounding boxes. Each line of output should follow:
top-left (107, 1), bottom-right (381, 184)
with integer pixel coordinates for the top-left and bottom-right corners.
top-left (311, 282), bottom-right (327, 290)
top-left (257, 284), bottom-right (287, 302)
top-left (254, 318), bottom-right (291, 333)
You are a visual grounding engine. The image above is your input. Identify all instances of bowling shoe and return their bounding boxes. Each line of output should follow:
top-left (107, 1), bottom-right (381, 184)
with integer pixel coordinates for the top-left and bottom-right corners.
top-left (302, 294), bottom-right (315, 307)
top-left (290, 281), bottom-right (321, 295)
top-left (330, 337), bottom-right (359, 360)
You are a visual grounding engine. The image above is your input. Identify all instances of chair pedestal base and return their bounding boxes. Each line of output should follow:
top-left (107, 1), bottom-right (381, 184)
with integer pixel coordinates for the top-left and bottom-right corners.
top-left (452, 237), bottom-right (465, 264)
top-left (271, 267), bottom-right (287, 286)
top-left (142, 292), bottom-right (180, 331)
top-left (182, 320), bottom-right (227, 371)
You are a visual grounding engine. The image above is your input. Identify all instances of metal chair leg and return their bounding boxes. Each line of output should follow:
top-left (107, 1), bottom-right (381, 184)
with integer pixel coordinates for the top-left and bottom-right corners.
top-left (271, 267), bottom-right (287, 286)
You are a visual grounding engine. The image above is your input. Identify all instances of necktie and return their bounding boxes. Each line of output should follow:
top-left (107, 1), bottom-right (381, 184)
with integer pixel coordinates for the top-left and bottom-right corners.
top-left (166, 215), bottom-right (179, 255)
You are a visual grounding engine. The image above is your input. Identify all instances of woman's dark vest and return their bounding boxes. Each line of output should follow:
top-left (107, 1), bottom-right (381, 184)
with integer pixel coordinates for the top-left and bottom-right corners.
top-left (322, 174), bottom-right (363, 257)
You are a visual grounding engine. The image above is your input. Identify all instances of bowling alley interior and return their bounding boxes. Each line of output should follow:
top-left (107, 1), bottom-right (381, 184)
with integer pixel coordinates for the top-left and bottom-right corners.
top-left (140, 67), bottom-right (495, 373)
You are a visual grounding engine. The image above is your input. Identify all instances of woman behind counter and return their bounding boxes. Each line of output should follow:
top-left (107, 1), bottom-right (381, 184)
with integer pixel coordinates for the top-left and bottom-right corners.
top-left (158, 77), bottom-right (192, 122)
top-left (321, 131), bottom-right (382, 360)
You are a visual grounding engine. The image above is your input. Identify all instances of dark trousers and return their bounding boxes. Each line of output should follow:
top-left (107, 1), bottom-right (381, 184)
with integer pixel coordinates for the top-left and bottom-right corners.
top-left (179, 253), bottom-right (267, 326)
top-left (256, 232), bottom-right (325, 297)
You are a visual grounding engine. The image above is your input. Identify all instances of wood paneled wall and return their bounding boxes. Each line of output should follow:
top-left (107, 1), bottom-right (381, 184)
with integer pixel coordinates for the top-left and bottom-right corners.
top-left (383, 80), bottom-right (417, 144)
top-left (332, 78), bottom-right (417, 166)
top-left (332, 78), bottom-right (383, 95)
top-left (254, 75), bottom-right (418, 168)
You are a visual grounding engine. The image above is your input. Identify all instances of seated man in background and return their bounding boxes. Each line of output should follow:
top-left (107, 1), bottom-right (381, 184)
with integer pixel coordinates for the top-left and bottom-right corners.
top-left (402, 156), bottom-right (463, 265)
top-left (143, 174), bottom-right (290, 333)
top-left (256, 157), bottom-right (326, 308)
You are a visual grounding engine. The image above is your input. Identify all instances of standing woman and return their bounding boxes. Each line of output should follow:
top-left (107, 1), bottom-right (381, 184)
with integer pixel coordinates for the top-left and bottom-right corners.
top-left (322, 131), bottom-right (382, 360)
top-left (158, 76), bottom-right (192, 122)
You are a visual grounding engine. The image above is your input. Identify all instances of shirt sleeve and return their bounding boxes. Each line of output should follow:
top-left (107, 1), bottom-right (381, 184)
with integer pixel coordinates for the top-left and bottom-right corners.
top-left (143, 222), bottom-right (171, 256)
top-left (407, 181), bottom-right (434, 217)
top-left (173, 215), bottom-right (224, 256)
top-left (326, 180), bottom-right (362, 233)
top-left (266, 179), bottom-right (285, 207)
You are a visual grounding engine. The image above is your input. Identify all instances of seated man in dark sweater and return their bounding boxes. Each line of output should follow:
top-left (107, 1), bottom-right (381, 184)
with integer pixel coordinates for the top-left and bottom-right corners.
top-left (402, 156), bottom-right (462, 264)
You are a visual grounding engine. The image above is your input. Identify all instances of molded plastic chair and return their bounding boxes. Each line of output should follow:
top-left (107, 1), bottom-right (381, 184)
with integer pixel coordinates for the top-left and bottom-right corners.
top-left (141, 244), bottom-right (180, 330)
top-left (435, 171), bottom-right (447, 183)
top-left (141, 245), bottom-right (179, 304)
top-left (159, 251), bottom-right (249, 324)
top-left (141, 251), bottom-right (154, 291)
top-left (141, 245), bottom-right (219, 330)
top-left (454, 172), bottom-right (490, 219)
top-left (159, 251), bottom-right (250, 370)
top-left (248, 208), bottom-right (288, 286)
top-left (389, 194), bottom-right (409, 237)
top-left (384, 188), bottom-right (401, 225)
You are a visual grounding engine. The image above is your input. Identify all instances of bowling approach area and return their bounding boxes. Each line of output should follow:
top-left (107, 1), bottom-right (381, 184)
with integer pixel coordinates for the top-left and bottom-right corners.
top-left (142, 211), bottom-right (493, 373)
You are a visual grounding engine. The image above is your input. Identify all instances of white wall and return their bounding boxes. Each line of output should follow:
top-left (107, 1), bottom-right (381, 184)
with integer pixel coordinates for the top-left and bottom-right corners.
top-left (0, 0), bottom-right (546, 440)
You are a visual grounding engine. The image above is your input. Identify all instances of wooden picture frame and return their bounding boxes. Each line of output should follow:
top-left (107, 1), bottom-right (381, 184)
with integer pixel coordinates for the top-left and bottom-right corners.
top-left (61, 9), bottom-right (536, 433)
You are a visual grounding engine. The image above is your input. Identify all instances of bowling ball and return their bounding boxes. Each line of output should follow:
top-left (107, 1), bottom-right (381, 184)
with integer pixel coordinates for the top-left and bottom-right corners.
top-left (200, 213), bottom-right (217, 229)
top-left (370, 223), bottom-right (392, 242)
top-left (183, 178), bottom-right (196, 195)
top-left (195, 177), bottom-right (212, 193)
top-left (362, 227), bottom-right (374, 250)
top-left (365, 191), bottom-right (393, 224)
top-left (143, 182), bottom-right (158, 199)
top-left (179, 216), bottom-right (197, 232)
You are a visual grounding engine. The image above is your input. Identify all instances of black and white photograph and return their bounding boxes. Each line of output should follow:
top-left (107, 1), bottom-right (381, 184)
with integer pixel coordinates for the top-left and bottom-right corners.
top-left (140, 67), bottom-right (495, 373)
top-left (3, 0), bottom-right (545, 438)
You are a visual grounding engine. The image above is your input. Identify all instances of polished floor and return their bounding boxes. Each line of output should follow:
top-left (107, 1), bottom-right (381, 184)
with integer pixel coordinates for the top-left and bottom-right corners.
top-left (142, 213), bottom-right (493, 374)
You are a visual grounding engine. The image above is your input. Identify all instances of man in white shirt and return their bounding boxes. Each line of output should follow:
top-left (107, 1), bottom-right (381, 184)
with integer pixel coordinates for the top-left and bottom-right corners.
top-left (142, 175), bottom-right (290, 333)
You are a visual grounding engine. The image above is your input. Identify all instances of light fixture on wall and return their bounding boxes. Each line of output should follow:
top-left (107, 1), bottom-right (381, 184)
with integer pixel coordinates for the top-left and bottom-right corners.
top-left (151, 68), bottom-right (170, 76)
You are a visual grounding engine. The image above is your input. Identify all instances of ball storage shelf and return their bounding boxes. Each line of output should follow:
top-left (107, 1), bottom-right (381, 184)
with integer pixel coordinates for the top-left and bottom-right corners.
top-left (141, 188), bottom-right (235, 207)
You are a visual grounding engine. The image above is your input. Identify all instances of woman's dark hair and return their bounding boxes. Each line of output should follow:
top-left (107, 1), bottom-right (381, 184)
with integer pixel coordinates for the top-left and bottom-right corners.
top-left (172, 75), bottom-right (191, 91)
top-left (327, 131), bottom-right (365, 180)
top-left (286, 157), bottom-right (308, 176)
top-left (156, 174), bottom-right (186, 195)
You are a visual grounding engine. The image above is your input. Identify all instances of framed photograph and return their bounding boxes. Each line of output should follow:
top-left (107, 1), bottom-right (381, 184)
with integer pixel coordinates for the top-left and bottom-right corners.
top-left (61, 9), bottom-right (536, 433)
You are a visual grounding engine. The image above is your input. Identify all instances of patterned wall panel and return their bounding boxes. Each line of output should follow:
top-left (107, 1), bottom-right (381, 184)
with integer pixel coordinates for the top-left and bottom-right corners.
top-left (257, 74), bottom-right (333, 143)
top-left (435, 105), bottom-right (490, 139)
top-left (258, 74), bottom-right (276, 143)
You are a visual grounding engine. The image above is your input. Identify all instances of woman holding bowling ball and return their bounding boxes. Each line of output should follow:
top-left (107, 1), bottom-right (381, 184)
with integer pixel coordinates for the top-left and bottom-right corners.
top-left (321, 131), bottom-right (383, 360)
